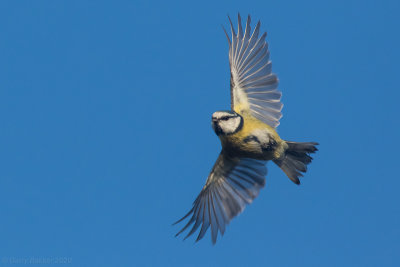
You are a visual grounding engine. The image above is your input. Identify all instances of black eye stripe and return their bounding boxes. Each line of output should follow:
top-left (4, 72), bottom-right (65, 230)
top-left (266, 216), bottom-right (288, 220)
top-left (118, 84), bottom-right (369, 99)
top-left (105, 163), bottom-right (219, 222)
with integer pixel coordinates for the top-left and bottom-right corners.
top-left (213, 113), bottom-right (239, 121)
top-left (221, 116), bottom-right (230, 121)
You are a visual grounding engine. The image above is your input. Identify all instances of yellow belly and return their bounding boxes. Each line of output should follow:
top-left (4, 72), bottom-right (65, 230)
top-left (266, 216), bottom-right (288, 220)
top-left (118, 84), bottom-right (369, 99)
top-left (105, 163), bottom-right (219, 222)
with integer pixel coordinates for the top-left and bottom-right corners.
top-left (220, 113), bottom-right (285, 160)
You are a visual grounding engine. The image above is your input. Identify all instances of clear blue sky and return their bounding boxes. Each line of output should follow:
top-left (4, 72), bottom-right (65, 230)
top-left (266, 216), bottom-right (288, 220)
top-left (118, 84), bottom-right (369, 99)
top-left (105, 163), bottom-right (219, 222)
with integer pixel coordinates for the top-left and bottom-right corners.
top-left (1, 0), bottom-right (399, 266)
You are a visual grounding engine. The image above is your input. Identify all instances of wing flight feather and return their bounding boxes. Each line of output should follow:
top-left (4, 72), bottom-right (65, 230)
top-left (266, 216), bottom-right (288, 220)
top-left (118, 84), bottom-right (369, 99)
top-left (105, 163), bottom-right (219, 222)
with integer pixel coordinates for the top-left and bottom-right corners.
top-left (174, 153), bottom-right (267, 244)
top-left (227, 14), bottom-right (283, 128)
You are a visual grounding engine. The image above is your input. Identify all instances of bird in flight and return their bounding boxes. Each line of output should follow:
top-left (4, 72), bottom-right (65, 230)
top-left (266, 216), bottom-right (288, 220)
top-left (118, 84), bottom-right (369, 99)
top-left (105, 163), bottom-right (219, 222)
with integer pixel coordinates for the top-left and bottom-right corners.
top-left (174, 14), bottom-right (318, 244)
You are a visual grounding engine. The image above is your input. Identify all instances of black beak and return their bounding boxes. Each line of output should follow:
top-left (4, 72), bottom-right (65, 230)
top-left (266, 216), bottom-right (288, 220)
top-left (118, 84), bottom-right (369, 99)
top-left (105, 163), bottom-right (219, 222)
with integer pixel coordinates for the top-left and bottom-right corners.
top-left (212, 120), bottom-right (223, 136)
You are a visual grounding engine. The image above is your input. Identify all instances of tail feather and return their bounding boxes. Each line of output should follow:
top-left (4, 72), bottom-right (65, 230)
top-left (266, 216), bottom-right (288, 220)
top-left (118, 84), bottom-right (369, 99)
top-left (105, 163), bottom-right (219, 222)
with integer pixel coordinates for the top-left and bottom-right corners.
top-left (274, 141), bottom-right (318, 185)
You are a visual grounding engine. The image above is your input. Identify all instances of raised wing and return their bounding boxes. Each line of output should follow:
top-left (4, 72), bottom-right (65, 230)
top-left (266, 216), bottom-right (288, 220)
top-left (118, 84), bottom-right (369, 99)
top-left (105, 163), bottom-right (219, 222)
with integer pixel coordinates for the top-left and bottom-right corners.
top-left (224, 14), bottom-right (283, 128)
top-left (174, 153), bottom-right (267, 244)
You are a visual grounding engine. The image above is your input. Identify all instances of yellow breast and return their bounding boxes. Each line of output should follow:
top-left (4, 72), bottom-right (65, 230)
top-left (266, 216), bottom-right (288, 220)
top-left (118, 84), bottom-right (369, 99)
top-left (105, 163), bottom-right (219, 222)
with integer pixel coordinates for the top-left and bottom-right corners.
top-left (220, 111), bottom-right (283, 159)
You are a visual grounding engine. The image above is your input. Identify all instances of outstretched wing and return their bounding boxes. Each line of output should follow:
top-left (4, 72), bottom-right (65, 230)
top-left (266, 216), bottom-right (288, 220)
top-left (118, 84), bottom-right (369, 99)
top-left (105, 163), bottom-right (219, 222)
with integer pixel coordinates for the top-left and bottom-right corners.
top-left (224, 14), bottom-right (283, 128)
top-left (174, 152), bottom-right (267, 244)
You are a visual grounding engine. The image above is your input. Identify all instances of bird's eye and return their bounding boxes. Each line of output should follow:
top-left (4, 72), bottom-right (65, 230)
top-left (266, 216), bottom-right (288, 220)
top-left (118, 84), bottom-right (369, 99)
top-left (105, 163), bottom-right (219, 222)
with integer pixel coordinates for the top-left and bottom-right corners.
top-left (221, 116), bottom-right (230, 121)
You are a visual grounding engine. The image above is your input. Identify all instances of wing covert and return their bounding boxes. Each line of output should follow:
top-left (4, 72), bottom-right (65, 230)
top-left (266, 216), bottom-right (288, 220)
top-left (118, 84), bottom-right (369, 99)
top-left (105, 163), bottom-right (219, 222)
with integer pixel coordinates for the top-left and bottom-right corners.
top-left (225, 14), bottom-right (283, 128)
top-left (174, 153), bottom-right (267, 244)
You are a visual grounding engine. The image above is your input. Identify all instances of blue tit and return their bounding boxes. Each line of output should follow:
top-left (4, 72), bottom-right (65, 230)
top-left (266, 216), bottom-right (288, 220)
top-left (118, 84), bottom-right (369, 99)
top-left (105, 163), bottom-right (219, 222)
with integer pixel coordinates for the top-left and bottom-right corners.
top-left (174, 14), bottom-right (318, 244)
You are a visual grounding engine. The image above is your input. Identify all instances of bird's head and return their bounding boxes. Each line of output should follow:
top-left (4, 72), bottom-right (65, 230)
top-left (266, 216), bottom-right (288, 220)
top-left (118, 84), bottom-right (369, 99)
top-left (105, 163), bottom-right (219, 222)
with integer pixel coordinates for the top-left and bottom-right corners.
top-left (211, 111), bottom-right (243, 136)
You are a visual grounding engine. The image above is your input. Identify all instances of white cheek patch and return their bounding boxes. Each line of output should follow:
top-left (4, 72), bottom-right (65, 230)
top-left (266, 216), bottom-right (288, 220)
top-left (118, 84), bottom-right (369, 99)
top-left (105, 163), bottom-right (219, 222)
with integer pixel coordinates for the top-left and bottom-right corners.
top-left (219, 117), bottom-right (241, 134)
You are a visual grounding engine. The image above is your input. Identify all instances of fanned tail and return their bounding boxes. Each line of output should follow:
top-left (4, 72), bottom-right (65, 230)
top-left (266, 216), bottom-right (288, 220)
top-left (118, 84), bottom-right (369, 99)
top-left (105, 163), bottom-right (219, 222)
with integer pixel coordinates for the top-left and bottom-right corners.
top-left (273, 141), bottom-right (319, 184)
